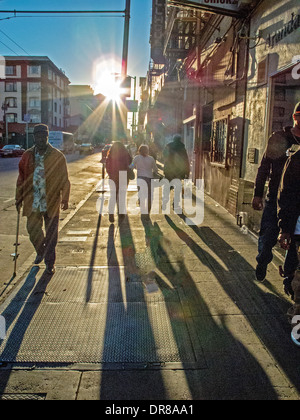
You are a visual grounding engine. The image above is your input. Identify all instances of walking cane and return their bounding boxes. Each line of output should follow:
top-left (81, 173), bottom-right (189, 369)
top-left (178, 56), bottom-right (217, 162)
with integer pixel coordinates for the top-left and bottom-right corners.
top-left (11, 208), bottom-right (21, 278)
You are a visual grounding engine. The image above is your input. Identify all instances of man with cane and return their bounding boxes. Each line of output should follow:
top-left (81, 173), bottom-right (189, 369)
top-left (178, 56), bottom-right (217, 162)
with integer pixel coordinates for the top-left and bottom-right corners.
top-left (15, 124), bottom-right (70, 275)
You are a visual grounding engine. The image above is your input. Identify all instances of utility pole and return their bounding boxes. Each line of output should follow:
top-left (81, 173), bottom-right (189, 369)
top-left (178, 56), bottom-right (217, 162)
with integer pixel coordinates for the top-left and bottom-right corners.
top-left (1, 102), bottom-right (8, 145)
top-left (122, 0), bottom-right (131, 78)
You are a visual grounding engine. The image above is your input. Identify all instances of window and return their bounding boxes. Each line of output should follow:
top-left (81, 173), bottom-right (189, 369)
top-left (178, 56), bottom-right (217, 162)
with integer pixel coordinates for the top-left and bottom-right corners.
top-left (28, 65), bottom-right (41, 76)
top-left (210, 117), bottom-right (229, 167)
top-left (5, 66), bottom-right (16, 76)
top-left (30, 110), bottom-right (41, 124)
top-left (5, 97), bottom-right (17, 108)
top-left (6, 113), bottom-right (18, 123)
top-left (28, 82), bottom-right (40, 92)
top-left (29, 97), bottom-right (41, 108)
top-left (5, 82), bottom-right (17, 92)
top-left (257, 57), bottom-right (268, 86)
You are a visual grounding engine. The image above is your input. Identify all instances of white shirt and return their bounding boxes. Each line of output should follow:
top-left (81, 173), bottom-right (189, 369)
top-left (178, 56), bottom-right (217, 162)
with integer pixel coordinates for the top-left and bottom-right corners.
top-left (32, 152), bottom-right (47, 212)
top-left (131, 155), bottom-right (158, 179)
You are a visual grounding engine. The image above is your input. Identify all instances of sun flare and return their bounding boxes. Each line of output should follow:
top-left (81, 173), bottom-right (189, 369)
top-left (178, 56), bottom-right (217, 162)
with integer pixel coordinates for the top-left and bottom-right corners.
top-left (93, 57), bottom-right (123, 102)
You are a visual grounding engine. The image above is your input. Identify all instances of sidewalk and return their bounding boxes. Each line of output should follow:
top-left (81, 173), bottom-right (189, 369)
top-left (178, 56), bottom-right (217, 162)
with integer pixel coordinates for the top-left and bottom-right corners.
top-left (0, 177), bottom-right (299, 400)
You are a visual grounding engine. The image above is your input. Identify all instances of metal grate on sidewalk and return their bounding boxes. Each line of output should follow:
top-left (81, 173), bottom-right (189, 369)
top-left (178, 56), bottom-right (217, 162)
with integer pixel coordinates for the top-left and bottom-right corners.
top-left (0, 393), bottom-right (46, 400)
top-left (0, 267), bottom-right (202, 366)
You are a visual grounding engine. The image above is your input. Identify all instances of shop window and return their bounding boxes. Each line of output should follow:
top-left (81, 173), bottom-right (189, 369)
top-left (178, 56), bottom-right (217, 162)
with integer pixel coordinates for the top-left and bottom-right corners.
top-left (270, 65), bottom-right (300, 134)
top-left (210, 116), bottom-right (229, 167)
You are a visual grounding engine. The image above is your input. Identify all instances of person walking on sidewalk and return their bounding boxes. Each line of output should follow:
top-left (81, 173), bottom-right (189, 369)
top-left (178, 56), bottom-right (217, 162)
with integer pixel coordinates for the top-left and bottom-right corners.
top-left (278, 144), bottom-right (300, 316)
top-left (15, 124), bottom-right (70, 275)
top-left (163, 134), bottom-right (190, 211)
top-left (106, 141), bottom-right (132, 223)
top-left (252, 103), bottom-right (300, 282)
top-left (130, 145), bottom-right (158, 214)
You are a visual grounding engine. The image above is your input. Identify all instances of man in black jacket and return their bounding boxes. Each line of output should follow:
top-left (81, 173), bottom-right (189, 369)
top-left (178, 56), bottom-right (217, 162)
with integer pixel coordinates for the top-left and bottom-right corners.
top-left (252, 103), bottom-right (300, 282)
top-left (163, 135), bottom-right (190, 212)
top-left (278, 144), bottom-right (300, 312)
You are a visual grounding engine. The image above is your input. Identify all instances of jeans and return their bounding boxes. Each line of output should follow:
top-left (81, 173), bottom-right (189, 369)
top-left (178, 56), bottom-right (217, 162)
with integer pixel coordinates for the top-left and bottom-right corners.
top-left (257, 199), bottom-right (299, 278)
top-left (27, 211), bottom-right (59, 267)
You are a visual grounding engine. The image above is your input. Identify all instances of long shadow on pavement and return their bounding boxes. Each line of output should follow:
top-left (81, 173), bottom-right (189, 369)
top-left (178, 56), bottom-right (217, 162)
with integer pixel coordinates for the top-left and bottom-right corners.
top-left (139, 216), bottom-right (279, 400)
top-left (187, 222), bottom-right (300, 394)
top-left (0, 267), bottom-right (53, 396)
top-left (165, 214), bottom-right (300, 396)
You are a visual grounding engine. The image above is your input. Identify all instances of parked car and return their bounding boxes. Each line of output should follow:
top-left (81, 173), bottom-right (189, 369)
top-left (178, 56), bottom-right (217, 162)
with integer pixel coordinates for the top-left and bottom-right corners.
top-left (79, 143), bottom-right (94, 155)
top-left (0, 144), bottom-right (25, 158)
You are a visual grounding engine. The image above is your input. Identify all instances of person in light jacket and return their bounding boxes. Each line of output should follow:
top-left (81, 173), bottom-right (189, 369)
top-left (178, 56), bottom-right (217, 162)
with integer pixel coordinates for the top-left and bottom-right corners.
top-left (15, 124), bottom-right (70, 275)
top-left (131, 145), bottom-right (158, 214)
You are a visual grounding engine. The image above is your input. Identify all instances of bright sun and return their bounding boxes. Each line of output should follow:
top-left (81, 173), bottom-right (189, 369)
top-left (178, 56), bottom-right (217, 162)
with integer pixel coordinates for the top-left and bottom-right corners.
top-left (95, 72), bottom-right (122, 101)
top-left (93, 57), bottom-right (123, 102)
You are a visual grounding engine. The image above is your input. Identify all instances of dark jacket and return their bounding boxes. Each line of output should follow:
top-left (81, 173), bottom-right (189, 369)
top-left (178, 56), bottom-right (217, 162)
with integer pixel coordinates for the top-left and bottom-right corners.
top-left (278, 145), bottom-right (300, 235)
top-left (106, 147), bottom-right (132, 182)
top-left (16, 144), bottom-right (70, 218)
top-left (163, 139), bottom-right (190, 181)
top-left (254, 127), bottom-right (299, 201)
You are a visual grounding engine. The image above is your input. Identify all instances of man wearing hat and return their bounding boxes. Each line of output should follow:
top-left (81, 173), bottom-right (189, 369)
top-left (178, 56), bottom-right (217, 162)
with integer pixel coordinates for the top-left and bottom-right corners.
top-left (15, 124), bottom-right (70, 275)
top-left (252, 102), bottom-right (300, 283)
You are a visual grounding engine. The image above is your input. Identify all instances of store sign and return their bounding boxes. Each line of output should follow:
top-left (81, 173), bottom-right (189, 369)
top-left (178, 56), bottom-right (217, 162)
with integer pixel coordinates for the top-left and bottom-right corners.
top-left (267, 13), bottom-right (300, 49)
top-left (151, 0), bottom-right (166, 64)
top-left (193, 0), bottom-right (239, 10)
top-left (173, 0), bottom-right (240, 12)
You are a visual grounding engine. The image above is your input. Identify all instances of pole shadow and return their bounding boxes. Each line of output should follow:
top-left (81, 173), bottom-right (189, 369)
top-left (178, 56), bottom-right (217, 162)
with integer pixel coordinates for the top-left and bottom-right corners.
top-left (99, 215), bottom-right (167, 400)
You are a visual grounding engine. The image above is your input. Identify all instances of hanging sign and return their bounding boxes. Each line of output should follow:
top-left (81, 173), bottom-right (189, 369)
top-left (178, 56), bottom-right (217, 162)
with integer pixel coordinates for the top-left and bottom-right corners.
top-left (151, 0), bottom-right (166, 64)
top-left (168, 0), bottom-right (248, 17)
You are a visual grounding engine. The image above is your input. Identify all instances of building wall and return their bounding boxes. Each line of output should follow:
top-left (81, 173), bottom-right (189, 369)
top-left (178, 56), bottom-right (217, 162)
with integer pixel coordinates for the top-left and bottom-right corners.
top-left (244, 0), bottom-right (300, 184)
top-left (239, 0), bottom-right (300, 231)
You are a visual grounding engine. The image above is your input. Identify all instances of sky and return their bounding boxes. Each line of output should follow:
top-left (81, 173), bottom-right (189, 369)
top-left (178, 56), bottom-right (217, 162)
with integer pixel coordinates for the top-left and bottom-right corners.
top-left (0, 0), bottom-right (152, 94)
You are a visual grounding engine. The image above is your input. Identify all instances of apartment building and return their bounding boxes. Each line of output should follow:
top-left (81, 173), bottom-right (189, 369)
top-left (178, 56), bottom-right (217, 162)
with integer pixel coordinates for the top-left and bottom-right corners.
top-left (0, 56), bottom-right (70, 146)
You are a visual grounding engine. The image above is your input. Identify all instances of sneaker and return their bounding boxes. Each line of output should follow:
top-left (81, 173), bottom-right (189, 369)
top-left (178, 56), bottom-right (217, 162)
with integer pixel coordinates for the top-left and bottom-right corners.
top-left (45, 265), bottom-right (56, 275)
top-left (34, 254), bottom-right (44, 265)
top-left (255, 264), bottom-right (267, 282)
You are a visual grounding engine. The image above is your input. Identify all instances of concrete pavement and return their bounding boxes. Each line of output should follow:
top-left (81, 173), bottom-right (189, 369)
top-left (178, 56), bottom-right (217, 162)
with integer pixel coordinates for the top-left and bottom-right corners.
top-left (0, 160), bottom-right (299, 401)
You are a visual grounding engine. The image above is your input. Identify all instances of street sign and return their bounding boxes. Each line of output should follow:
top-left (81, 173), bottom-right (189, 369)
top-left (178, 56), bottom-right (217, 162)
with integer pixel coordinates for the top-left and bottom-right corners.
top-left (24, 114), bottom-right (31, 123)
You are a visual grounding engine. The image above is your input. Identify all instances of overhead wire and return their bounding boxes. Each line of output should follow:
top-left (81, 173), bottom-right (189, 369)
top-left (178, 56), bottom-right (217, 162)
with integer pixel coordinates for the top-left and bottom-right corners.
top-left (0, 29), bottom-right (30, 55)
top-left (0, 39), bottom-right (19, 55)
